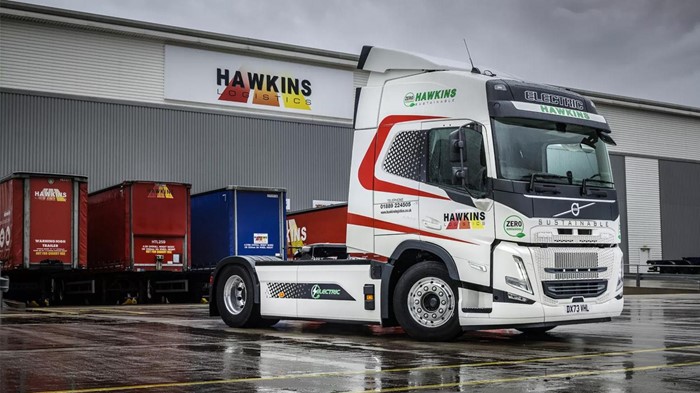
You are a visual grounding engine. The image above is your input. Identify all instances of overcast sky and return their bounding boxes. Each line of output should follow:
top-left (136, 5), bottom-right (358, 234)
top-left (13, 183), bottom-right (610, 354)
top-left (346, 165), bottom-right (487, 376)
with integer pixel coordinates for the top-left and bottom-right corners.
top-left (15, 0), bottom-right (700, 108)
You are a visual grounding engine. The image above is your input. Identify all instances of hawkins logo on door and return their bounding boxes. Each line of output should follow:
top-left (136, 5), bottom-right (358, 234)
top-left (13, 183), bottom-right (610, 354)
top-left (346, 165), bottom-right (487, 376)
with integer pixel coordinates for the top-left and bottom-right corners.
top-left (216, 68), bottom-right (312, 110)
top-left (444, 211), bottom-right (485, 230)
top-left (34, 188), bottom-right (67, 202)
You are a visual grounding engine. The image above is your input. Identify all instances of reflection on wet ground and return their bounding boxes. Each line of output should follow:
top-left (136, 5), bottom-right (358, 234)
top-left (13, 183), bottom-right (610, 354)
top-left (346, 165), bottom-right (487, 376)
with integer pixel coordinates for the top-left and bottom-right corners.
top-left (1, 295), bottom-right (699, 392)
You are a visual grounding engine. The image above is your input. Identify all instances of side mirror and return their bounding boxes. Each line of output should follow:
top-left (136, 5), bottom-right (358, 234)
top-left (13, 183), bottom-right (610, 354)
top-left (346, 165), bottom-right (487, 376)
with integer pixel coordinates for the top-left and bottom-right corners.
top-left (598, 132), bottom-right (617, 146)
top-left (452, 166), bottom-right (467, 186)
top-left (449, 129), bottom-right (466, 162)
top-left (581, 135), bottom-right (596, 149)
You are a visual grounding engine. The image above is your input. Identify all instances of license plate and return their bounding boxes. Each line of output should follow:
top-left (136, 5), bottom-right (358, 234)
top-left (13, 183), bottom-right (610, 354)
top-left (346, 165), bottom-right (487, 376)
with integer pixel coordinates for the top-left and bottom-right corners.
top-left (565, 304), bottom-right (590, 314)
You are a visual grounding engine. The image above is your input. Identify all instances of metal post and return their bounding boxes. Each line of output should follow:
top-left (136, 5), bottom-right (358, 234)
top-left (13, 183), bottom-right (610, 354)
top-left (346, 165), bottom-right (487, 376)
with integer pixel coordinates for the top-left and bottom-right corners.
top-left (636, 264), bottom-right (641, 288)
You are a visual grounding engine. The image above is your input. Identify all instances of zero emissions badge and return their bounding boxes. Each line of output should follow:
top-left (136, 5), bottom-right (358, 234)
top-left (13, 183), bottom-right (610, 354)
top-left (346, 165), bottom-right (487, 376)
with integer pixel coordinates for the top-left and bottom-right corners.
top-left (504, 215), bottom-right (525, 238)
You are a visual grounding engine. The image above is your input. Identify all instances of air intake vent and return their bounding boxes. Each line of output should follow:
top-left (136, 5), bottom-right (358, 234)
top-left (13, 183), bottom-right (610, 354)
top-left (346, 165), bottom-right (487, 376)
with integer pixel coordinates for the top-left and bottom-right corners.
top-left (554, 252), bottom-right (598, 268)
top-left (542, 280), bottom-right (607, 299)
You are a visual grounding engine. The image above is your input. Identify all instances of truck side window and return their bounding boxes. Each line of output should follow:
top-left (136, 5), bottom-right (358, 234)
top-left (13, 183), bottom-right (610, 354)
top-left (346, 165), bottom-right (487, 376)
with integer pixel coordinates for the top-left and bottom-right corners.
top-left (427, 126), bottom-right (487, 195)
top-left (427, 128), bottom-right (461, 188)
top-left (463, 126), bottom-right (487, 195)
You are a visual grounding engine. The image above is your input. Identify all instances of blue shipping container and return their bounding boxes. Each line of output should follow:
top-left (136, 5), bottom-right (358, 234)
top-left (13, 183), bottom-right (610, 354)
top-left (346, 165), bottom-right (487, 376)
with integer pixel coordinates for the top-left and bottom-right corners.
top-left (191, 186), bottom-right (286, 268)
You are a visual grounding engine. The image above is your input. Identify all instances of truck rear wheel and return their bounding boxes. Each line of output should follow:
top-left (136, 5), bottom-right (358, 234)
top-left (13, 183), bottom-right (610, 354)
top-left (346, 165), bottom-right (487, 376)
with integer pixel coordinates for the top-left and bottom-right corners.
top-left (393, 261), bottom-right (462, 341)
top-left (217, 265), bottom-right (260, 328)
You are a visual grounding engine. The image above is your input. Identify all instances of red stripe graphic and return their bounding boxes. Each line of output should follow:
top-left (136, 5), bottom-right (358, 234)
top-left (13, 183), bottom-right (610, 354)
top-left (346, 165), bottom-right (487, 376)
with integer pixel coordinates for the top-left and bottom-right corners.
top-left (347, 252), bottom-right (389, 262)
top-left (347, 212), bottom-right (476, 245)
top-left (358, 115), bottom-right (449, 200)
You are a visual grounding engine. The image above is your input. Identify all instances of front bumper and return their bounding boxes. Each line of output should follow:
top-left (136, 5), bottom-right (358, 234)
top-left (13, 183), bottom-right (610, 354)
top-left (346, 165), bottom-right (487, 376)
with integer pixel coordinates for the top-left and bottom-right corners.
top-left (458, 241), bottom-right (624, 329)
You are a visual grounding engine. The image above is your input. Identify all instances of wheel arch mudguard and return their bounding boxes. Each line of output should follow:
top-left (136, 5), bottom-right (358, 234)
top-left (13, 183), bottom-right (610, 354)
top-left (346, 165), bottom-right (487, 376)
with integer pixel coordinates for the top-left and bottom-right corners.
top-left (389, 240), bottom-right (460, 280)
top-left (380, 240), bottom-right (460, 322)
top-left (209, 255), bottom-right (281, 317)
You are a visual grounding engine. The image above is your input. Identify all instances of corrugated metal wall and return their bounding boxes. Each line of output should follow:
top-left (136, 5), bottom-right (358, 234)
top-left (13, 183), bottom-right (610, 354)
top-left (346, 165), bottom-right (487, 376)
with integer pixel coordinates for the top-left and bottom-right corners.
top-left (0, 18), bottom-right (367, 115)
top-left (624, 157), bottom-right (662, 271)
top-left (597, 103), bottom-right (700, 268)
top-left (0, 91), bottom-right (354, 211)
top-left (597, 103), bottom-right (700, 161)
top-left (659, 160), bottom-right (700, 260)
top-left (0, 18), bottom-right (164, 103)
top-left (609, 155), bottom-right (628, 265)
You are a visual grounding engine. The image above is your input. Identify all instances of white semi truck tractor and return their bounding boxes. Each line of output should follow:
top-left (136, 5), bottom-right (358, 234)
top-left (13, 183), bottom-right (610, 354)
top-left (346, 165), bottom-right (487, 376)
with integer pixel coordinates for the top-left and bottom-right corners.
top-left (209, 46), bottom-right (624, 341)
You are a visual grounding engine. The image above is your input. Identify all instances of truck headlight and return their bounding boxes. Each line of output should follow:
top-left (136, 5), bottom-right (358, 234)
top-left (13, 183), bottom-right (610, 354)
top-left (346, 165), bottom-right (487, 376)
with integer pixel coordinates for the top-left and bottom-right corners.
top-left (616, 260), bottom-right (624, 291)
top-left (505, 256), bottom-right (533, 295)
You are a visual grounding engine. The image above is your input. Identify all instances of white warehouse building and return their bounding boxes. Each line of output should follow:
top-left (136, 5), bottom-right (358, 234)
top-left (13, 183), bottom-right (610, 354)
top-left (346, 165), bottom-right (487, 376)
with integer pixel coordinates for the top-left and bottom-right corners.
top-left (1, 1), bottom-right (699, 272)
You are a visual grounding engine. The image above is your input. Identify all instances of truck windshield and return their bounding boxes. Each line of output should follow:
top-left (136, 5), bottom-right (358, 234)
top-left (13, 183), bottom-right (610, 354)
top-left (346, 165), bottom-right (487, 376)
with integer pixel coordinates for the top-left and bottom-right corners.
top-left (492, 118), bottom-right (614, 187)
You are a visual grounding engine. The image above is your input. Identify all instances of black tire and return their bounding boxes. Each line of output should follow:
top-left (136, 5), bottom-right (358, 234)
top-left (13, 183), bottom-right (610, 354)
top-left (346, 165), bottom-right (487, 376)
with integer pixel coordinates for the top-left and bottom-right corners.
top-left (393, 261), bottom-right (462, 341)
top-left (517, 326), bottom-right (556, 335)
top-left (216, 265), bottom-right (261, 328)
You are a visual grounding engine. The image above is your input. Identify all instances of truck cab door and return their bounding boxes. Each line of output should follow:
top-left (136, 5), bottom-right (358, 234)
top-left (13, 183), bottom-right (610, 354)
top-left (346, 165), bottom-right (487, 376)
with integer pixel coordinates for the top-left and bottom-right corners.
top-left (372, 120), bottom-right (425, 258)
top-left (418, 120), bottom-right (496, 312)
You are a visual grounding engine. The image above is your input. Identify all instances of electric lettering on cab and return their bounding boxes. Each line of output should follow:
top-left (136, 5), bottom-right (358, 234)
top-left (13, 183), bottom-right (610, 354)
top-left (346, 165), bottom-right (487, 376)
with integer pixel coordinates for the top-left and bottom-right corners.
top-left (524, 90), bottom-right (584, 110)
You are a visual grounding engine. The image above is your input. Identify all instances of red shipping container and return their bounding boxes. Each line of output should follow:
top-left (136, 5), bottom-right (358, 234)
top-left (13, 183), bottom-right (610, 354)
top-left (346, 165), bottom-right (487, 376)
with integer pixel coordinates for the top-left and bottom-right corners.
top-left (286, 203), bottom-right (347, 258)
top-left (88, 181), bottom-right (191, 272)
top-left (0, 173), bottom-right (88, 270)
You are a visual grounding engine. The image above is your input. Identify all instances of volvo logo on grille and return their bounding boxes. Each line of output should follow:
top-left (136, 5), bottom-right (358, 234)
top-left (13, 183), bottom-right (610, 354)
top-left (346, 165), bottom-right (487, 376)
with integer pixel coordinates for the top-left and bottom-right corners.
top-left (554, 202), bottom-right (595, 218)
top-left (571, 203), bottom-right (580, 217)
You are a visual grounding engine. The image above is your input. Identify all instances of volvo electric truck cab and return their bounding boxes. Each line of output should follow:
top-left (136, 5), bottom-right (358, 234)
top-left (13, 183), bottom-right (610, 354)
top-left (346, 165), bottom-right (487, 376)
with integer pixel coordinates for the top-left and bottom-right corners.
top-left (210, 46), bottom-right (624, 341)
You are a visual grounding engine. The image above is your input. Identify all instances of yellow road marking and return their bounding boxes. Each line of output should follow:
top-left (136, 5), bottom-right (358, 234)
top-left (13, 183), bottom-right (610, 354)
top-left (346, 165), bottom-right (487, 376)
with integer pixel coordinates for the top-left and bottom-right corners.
top-left (25, 307), bottom-right (148, 315)
top-left (357, 360), bottom-right (700, 392)
top-left (35, 344), bottom-right (700, 393)
top-left (82, 308), bottom-right (149, 315)
top-left (25, 308), bottom-right (80, 315)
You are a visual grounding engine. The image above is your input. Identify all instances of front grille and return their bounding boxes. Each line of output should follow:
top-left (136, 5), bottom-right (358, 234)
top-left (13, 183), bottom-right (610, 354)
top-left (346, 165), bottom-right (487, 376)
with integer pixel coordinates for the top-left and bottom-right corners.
top-left (532, 248), bottom-right (615, 281)
top-left (552, 252), bottom-right (600, 279)
top-left (542, 280), bottom-right (607, 299)
top-left (555, 252), bottom-right (598, 268)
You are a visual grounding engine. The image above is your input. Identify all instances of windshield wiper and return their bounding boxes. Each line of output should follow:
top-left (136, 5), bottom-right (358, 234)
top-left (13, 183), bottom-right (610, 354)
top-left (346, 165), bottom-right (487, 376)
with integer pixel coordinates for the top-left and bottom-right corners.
top-left (581, 176), bottom-right (614, 196)
top-left (522, 172), bottom-right (569, 193)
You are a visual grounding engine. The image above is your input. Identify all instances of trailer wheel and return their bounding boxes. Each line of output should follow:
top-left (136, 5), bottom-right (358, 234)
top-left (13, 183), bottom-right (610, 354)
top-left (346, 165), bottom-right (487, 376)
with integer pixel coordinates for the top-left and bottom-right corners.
top-left (217, 265), bottom-right (260, 328)
top-left (393, 261), bottom-right (462, 341)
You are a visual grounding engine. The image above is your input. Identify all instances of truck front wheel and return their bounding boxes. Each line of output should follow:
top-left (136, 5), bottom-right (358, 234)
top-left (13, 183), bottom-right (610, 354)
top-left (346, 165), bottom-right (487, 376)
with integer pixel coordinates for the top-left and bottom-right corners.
top-left (217, 265), bottom-right (260, 328)
top-left (393, 261), bottom-right (462, 341)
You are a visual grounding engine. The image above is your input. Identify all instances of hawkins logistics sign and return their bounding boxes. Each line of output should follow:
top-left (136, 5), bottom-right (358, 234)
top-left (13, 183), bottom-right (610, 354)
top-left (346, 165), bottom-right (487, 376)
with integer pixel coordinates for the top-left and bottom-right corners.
top-left (165, 45), bottom-right (354, 119)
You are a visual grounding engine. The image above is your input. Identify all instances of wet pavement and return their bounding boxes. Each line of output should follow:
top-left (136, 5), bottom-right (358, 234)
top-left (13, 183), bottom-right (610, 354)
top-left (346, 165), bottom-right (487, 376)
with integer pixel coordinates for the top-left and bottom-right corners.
top-left (1, 294), bottom-right (699, 393)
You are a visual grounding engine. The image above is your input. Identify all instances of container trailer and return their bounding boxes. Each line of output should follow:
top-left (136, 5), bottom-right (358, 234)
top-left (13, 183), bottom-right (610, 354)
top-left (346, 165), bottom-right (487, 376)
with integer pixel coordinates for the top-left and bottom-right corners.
top-left (191, 186), bottom-right (286, 269)
top-left (88, 181), bottom-right (191, 272)
top-left (286, 203), bottom-right (347, 258)
top-left (0, 172), bottom-right (88, 271)
top-left (0, 173), bottom-right (88, 302)
top-left (1, 178), bottom-right (209, 304)
top-left (209, 46), bottom-right (625, 341)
